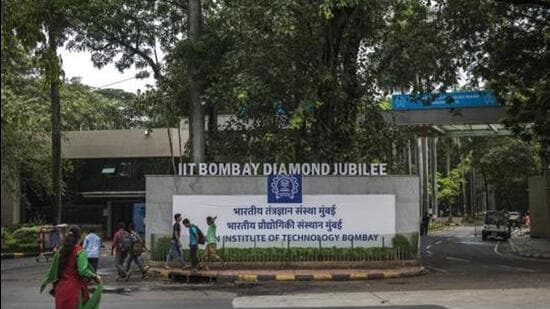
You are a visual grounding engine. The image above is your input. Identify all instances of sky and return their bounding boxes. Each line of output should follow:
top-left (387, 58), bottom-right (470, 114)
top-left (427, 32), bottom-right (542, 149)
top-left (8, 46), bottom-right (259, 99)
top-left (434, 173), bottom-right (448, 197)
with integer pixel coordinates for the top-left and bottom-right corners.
top-left (59, 49), bottom-right (156, 94)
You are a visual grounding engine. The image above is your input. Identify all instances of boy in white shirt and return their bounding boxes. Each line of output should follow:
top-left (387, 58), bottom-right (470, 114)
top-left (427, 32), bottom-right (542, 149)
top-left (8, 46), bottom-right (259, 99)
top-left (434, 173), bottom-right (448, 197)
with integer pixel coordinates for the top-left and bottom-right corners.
top-left (83, 228), bottom-right (101, 271)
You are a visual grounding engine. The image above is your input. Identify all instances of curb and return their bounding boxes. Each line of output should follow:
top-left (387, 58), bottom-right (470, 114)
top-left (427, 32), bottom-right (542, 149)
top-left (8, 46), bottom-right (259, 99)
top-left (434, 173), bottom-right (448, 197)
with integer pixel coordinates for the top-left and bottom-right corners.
top-left (1, 252), bottom-right (38, 260)
top-left (151, 267), bottom-right (425, 283)
top-left (89, 285), bottom-right (139, 294)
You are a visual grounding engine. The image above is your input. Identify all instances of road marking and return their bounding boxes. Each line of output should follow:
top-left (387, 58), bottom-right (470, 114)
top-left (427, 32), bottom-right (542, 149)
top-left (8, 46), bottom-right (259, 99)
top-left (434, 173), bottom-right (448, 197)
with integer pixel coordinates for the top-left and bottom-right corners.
top-left (425, 264), bottom-right (448, 273)
top-left (494, 242), bottom-right (505, 257)
top-left (435, 240), bottom-right (443, 245)
top-left (446, 256), bottom-right (470, 263)
top-left (496, 264), bottom-right (536, 273)
top-left (458, 241), bottom-right (493, 246)
top-left (426, 245), bottom-right (432, 249)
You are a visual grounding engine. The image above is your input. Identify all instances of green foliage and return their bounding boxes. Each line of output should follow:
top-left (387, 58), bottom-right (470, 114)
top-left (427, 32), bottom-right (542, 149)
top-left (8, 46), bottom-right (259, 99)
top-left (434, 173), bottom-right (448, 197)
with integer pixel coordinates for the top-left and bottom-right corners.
top-left (391, 234), bottom-right (410, 250)
top-left (437, 168), bottom-right (463, 211)
top-left (151, 236), bottom-right (172, 261)
top-left (10, 226), bottom-right (41, 246)
top-left (154, 235), bottom-right (418, 263)
top-left (471, 137), bottom-right (540, 211)
top-left (437, 0), bottom-right (550, 162)
top-left (28, 214), bottom-right (48, 227)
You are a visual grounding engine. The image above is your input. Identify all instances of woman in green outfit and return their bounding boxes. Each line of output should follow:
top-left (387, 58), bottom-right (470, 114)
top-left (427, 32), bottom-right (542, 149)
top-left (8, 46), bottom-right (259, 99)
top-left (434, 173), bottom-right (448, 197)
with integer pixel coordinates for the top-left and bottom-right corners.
top-left (40, 225), bottom-right (103, 309)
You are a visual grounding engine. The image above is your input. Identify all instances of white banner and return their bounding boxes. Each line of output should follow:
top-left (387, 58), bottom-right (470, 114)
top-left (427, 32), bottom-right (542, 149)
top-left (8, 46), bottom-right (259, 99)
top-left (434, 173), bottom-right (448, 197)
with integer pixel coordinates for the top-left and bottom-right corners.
top-left (172, 195), bottom-right (395, 248)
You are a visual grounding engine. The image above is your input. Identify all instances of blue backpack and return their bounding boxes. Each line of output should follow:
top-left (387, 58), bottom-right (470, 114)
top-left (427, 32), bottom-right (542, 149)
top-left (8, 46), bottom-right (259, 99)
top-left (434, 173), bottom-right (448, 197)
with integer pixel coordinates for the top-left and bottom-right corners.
top-left (120, 232), bottom-right (133, 253)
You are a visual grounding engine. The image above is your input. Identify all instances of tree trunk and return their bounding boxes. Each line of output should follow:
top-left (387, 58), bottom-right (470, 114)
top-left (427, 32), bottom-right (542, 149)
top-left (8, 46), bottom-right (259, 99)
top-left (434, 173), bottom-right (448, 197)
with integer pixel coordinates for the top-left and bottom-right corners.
top-left (482, 169), bottom-right (490, 211)
top-left (446, 140), bottom-right (451, 176)
top-left (167, 128), bottom-right (177, 174)
top-left (314, 7), bottom-right (359, 161)
top-left (207, 103), bottom-right (217, 158)
top-left (48, 30), bottom-right (62, 225)
top-left (188, 0), bottom-right (205, 163)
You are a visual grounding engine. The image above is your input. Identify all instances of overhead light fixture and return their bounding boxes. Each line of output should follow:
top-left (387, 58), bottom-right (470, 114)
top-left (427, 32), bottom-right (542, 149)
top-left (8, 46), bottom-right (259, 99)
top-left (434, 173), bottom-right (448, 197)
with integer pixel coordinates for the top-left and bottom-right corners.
top-left (144, 128), bottom-right (153, 136)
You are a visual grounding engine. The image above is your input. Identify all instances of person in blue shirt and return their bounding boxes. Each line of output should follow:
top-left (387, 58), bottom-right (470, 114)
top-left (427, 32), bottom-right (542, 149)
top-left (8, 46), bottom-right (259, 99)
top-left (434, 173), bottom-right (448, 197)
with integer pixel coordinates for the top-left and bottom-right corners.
top-left (182, 219), bottom-right (199, 270)
top-left (82, 227), bottom-right (101, 271)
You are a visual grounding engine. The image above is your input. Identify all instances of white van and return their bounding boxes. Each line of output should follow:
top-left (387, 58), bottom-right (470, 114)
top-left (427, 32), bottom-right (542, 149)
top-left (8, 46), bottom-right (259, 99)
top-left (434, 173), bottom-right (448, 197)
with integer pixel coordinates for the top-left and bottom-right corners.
top-left (482, 211), bottom-right (510, 241)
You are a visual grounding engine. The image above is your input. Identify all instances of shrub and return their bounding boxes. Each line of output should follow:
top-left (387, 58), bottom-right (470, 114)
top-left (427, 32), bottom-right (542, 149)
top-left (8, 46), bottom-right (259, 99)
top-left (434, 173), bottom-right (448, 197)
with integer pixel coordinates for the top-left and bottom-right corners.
top-left (392, 234), bottom-right (410, 250)
top-left (11, 226), bottom-right (41, 245)
top-left (151, 236), bottom-right (172, 261)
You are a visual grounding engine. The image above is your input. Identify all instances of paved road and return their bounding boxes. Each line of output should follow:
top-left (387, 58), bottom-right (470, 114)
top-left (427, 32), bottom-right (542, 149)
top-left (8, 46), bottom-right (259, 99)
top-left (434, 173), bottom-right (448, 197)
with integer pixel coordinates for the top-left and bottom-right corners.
top-left (2, 226), bottom-right (549, 308)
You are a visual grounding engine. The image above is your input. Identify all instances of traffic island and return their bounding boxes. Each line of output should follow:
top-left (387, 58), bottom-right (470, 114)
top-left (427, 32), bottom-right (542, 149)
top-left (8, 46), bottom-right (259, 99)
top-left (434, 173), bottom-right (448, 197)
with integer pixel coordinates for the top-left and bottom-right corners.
top-left (149, 266), bottom-right (425, 283)
top-left (509, 235), bottom-right (550, 259)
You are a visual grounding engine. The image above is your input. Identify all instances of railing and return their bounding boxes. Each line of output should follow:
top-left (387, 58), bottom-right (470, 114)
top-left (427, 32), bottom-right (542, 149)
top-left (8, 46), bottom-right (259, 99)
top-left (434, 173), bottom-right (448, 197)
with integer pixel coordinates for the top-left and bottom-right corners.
top-left (150, 233), bottom-right (419, 263)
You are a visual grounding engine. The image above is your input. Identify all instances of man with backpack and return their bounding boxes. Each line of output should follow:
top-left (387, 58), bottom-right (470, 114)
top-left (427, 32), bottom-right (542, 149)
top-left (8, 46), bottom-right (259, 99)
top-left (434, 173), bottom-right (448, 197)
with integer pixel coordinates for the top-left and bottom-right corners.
top-left (123, 223), bottom-right (150, 280)
top-left (182, 218), bottom-right (205, 271)
top-left (111, 222), bottom-right (130, 280)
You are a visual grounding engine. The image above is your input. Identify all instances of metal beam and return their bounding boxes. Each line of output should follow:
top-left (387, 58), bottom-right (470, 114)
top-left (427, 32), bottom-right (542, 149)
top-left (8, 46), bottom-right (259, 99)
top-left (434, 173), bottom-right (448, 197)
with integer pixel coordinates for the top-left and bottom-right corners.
top-left (488, 124), bottom-right (499, 133)
top-left (382, 107), bottom-right (507, 126)
top-left (443, 130), bottom-right (512, 137)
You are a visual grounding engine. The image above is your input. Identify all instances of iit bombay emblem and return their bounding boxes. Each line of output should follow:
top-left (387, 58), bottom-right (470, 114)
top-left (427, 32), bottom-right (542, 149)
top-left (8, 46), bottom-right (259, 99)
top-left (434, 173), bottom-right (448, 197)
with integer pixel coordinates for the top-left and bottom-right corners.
top-left (271, 175), bottom-right (299, 199)
top-left (267, 174), bottom-right (302, 203)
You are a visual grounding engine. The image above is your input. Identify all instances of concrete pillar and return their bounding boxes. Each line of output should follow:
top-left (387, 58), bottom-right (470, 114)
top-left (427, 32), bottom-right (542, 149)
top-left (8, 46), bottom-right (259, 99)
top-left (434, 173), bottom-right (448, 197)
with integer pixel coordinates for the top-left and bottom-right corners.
top-left (105, 201), bottom-right (112, 238)
top-left (446, 139), bottom-right (451, 176)
top-left (432, 137), bottom-right (438, 217)
top-left (471, 168), bottom-right (477, 217)
top-left (423, 136), bottom-right (430, 214)
top-left (460, 152), bottom-right (467, 217)
top-left (425, 136), bottom-right (430, 214)
top-left (407, 139), bottom-right (413, 175)
top-left (417, 137), bottom-right (424, 217)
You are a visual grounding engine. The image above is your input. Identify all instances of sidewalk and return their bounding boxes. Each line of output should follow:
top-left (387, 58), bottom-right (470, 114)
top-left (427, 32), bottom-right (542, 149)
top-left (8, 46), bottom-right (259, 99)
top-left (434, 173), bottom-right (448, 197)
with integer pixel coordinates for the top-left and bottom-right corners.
top-left (509, 230), bottom-right (550, 259)
top-left (150, 266), bottom-right (425, 283)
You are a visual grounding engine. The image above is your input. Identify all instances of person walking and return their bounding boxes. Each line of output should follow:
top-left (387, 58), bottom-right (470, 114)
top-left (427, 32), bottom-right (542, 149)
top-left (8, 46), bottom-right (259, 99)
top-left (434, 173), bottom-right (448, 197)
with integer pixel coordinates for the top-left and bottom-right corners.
top-left (82, 228), bottom-right (101, 272)
top-left (204, 216), bottom-right (224, 270)
top-left (123, 223), bottom-right (150, 280)
top-left (164, 213), bottom-right (185, 269)
top-left (111, 222), bottom-right (130, 280)
top-left (40, 225), bottom-right (103, 309)
top-left (182, 218), bottom-right (203, 271)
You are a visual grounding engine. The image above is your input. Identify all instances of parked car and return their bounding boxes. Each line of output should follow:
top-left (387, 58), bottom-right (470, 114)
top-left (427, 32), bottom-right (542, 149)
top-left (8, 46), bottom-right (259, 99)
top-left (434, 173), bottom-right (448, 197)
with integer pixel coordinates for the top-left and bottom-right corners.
top-left (482, 210), bottom-right (510, 241)
top-left (507, 211), bottom-right (522, 228)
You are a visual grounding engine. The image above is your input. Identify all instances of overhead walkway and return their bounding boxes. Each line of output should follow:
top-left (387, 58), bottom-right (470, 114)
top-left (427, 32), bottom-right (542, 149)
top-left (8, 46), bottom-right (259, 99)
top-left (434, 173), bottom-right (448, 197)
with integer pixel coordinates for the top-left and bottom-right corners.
top-left (382, 91), bottom-right (513, 218)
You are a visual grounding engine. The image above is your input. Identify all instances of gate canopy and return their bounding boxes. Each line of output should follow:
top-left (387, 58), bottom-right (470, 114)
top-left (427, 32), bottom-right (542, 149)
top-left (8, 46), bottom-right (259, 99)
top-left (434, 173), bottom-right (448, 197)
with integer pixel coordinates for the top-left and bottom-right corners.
top-left (382, 91), bottom-right (511, 137)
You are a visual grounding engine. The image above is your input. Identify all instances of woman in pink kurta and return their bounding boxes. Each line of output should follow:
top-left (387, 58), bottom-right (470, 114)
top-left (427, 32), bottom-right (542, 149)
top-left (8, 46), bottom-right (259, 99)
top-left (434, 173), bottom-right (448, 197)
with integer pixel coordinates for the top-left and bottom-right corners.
top-left (41, 225), bottom-right (102, 309)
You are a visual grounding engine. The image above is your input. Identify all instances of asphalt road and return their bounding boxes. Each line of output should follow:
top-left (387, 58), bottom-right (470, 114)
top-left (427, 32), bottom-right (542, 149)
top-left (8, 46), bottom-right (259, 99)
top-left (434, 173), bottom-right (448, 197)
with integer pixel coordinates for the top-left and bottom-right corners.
top-left (2, 226), bottom-right (549, 308)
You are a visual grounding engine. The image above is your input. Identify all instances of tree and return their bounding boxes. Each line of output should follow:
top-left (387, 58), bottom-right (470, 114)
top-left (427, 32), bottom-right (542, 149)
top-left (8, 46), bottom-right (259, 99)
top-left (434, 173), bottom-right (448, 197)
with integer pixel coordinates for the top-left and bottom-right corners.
top-left (188, 0), bottom-right (206, 163)
top-left (471, 137), bottom-right (540, 212)
top-left (438, 0), bottom-right (550, 163)
top-left (2, 74), bottom-right (141, 221)
top-left (70, 0), bottom-right (164, 81)
top-left (2, 0), bottom-right (79, 224)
